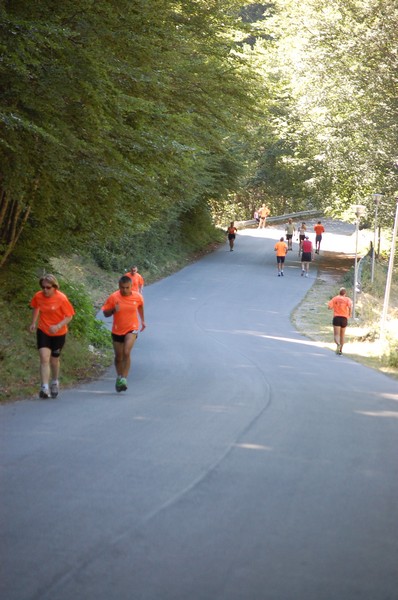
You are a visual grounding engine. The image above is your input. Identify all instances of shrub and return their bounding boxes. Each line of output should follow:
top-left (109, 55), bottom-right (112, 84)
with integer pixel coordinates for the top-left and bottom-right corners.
top-left (60, 280), bottom-right (111, 348)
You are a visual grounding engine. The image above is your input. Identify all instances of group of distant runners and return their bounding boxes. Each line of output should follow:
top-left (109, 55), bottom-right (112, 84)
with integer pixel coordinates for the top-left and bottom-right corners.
top-left (229, 214), bottom-right (326, 277)
top-left (274, 219), bottom-right (325, 277)
top-left (227, 213), bottom-right (352, 354)
top-left (29, 265), bottom-right (146, 399)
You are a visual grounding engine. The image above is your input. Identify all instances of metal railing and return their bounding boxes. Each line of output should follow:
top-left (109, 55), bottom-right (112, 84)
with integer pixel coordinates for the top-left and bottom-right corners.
top-left (234, 209), bottom-right (323, 229)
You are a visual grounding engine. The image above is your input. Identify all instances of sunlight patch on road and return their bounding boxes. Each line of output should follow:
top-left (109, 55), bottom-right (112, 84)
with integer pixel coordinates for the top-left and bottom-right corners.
top-left (234, 443), bottom-right (273, 451)
top-left (355, 410), bottom-right (398, 419)
top-left (235, 330), bottom-right (330, 349)
top-left (379, 392), bottom-right (398, 402)
top-left (202, 404), bottom-right (232, 413)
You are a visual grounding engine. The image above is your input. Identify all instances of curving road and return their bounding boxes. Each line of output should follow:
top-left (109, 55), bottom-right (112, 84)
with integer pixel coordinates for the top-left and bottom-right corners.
top-left (1, 222), bottom-right (398, 600)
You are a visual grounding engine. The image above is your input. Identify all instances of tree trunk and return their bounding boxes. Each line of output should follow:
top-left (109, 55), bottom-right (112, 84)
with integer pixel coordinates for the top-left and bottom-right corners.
top-left (0, 189), bottom-right (32, 268)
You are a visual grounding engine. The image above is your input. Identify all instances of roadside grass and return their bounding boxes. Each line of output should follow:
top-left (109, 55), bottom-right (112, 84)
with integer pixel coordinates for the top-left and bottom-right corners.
top-left (0, 296), bottom-right (113, 403)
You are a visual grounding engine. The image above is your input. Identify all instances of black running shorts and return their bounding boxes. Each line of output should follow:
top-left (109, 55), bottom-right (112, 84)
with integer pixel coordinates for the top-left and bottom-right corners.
top-left (37, 328), bottom-right (66, 357)
top-left (333, 316), bottom-right (348, 328)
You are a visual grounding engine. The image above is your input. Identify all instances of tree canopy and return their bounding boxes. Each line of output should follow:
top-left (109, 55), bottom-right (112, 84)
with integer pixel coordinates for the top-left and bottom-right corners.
top-left (246, 0), bottom-right (398, 222)
top-left (1, 0), bottom-right (397, 271)
top-left (0, 0), bottom-right (262, 267)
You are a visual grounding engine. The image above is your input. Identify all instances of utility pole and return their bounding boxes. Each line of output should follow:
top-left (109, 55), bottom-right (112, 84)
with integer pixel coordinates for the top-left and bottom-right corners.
top-left (371, 193), bottom-right (383, 284)
top-left (380, 198), bottom-right (398, 340)
top-left (352, 205), bottom-right (366, 320)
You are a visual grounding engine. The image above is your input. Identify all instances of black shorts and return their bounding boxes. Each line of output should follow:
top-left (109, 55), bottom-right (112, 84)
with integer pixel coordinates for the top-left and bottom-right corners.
top-left (37, 329), bottom-right (66, 357)
top-left (299, 234), bottom-right (305, 241)
top-left (316, 235), bottom-right (322, 242)
top-left (228, 234), bottom-right (236, 240)
top-left (112, 331), bottom-right (138, 344)
top-left (286, 234), bottom-right (293, 240)
top-left (333, 316), bottom-right (348, 328)
top-left (301, 252), bottom-right (312, 262)
top-left (276, 256), bottom-right (285, 264)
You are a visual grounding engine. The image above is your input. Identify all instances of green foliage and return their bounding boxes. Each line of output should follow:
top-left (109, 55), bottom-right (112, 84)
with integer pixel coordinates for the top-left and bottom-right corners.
top-left (59, 280), bottom-right (111, 348)
top-left (240, 0), bottom-right (398, 224)
top-left (387, 344), bottom-right (398, 368)
top-left (0, 0), bottom-right (263, 271)
top-left (89, 203), bottom-right (224, 276)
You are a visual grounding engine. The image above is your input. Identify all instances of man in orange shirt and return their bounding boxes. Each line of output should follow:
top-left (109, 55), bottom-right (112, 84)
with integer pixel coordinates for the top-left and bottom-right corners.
top-left (125, 265), bottom-right (144, 294)
top-left (30, 274), bottom-right (75, 398)
top-left (328, 287), bottom-right (352, 355)
top-left (102, 275), bottom-right (146, 392)
top-left (314, 221), bottom-right (325, 254)
top-left (274, 236), bottom-right (288, 276)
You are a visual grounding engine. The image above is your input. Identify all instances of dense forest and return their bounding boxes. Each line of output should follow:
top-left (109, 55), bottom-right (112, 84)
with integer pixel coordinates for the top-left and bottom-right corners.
top-left (1, 0), bottom-right (397, 273)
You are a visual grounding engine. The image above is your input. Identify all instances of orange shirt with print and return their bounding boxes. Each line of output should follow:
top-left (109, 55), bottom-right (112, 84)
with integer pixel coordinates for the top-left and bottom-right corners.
top-left (314, 224), bottom-right (325, 236)
top-left (30, 290), bottom-right (75, 336)
top-left (328, 295), bottom-right (352, 318)
top-left (125, 272), bottom-right (144, 292)
top-left (102, 290), bottom-right (144, 334)
top-left (274, 241), bottom-right (287, 256)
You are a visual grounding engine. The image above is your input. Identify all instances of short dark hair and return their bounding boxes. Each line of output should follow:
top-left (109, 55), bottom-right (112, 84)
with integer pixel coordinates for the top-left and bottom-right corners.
top-left (119, 275), bottom-right (131, 285)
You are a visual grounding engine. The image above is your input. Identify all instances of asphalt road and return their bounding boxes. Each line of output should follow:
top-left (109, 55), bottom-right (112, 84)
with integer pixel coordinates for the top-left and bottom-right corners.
top-left (2, 223), bottom-right (398, 600)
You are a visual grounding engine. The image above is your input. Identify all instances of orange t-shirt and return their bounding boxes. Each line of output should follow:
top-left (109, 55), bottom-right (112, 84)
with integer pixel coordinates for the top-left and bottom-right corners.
top-left (125, 272), bottom-right (144, 292)
top-left (227, 226), bottom-right (237, 235)
top-left (314, 224), bottom-right (325, 236)
top-left (102, 290), bottom-right (144, 334)
top-left (274, 241), bottom-right (287, 256)
top-left (30, 290), bottom-right (75, 336)
top-left (328, 295), bottom-right (352, 318)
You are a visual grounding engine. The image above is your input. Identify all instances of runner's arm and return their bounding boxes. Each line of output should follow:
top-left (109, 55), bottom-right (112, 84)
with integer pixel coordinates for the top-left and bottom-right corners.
top-left (138, 305), bottom-right (146, 332)
top-left (29, 308), bottom-right (40, 332)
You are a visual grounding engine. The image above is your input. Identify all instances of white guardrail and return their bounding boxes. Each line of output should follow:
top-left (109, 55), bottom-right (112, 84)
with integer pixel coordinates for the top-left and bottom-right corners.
top-left (233, 209), bottom-right (324, 230)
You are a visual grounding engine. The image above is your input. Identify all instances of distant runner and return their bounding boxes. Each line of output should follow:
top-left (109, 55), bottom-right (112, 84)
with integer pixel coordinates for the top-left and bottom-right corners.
top-left (314, 221), bottom-right (325, 254)
top-left (298, 222), bottom-right (307, 254)
top-left (328, 287), bottom-right (352, 355)
top-left (125, 265), bottom-right (144, 294)
top-left (227, 221), bottom-right (238, 251)
top-left (300, 236), bottom-right (314, 277)
top-left (285, 218), bottom-right (296, 251)
top-left (257, 204), bottom-right (270, 229)
top-left (274, 236), bottom-right (288, 277)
